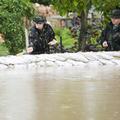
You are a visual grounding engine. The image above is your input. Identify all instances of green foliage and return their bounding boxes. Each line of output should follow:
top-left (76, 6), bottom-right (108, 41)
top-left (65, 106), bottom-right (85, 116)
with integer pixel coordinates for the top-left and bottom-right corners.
top-left (30, 0), bottom-right (52, 5)
top-left (0, 0), bottom-right (34, 54)
top-left (52, 0), bottom-right (120, 15)
top-left (54, 28), bottom-right (76, 48)
top-left (52, 0), bottom-right (120, 21)
top-left (92, 0), bottom-right (120, 22)
top-left (52, 0), bottom-right (91, 15)
top-left (92, 0), bottom-right (120, 12)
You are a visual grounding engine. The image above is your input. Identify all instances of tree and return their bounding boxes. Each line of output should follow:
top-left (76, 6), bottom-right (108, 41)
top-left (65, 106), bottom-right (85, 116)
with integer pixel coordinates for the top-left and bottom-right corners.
top-left (52, 0), bottom-right (92, 51)
top-left (0, 0), bottom-right (34, 54)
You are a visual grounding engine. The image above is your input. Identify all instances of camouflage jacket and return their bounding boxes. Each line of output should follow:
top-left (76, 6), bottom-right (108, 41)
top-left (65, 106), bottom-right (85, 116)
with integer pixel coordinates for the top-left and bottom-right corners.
top-left (28, 23), bottom-right (55, 54)
top-left (99, 22), bottom-right (120, 51)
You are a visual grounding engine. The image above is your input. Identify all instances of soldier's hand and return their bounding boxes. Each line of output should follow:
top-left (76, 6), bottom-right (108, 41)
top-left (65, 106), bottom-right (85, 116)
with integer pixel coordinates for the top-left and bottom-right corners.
top-left (102, 41), bottom-right (108, 48)
top-left (27, 47), bottom-right (33, 53)
top-left (48, 39), bottom-right (57, 46)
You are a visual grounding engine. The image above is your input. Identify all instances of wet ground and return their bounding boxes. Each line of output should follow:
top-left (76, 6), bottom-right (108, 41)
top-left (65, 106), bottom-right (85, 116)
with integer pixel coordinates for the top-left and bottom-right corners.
top-left (0, 66), bottom-right (120, 120)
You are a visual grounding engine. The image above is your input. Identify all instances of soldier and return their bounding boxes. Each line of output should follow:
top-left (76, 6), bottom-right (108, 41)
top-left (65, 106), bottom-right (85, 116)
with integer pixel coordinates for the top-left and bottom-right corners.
top-left (27, 16), bottom-right (57, 54)
top-left (99, 8), bottom-right (120, 51)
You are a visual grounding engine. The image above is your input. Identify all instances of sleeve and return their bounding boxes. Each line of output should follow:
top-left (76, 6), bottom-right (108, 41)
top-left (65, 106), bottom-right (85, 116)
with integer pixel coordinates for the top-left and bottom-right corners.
top-left (47, 24), bottom-right (55, 42)
top-left (98, 29), bottom-right (106, 45)
top-left (28, 28), bottom-right (37, 50)
top-left (98, 23), bottom-right (113, 45)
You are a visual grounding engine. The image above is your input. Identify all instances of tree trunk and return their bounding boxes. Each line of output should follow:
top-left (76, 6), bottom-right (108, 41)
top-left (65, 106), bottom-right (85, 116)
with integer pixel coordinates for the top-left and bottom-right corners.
top-left (23, 17), bottom-right (30, 51)
top-left (78, 10), bottom-right (87, 51)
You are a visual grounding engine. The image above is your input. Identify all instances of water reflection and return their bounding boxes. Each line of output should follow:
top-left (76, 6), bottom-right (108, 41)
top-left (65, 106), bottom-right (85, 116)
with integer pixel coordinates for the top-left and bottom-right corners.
top-left (0, 66), bottom-right (120, 120)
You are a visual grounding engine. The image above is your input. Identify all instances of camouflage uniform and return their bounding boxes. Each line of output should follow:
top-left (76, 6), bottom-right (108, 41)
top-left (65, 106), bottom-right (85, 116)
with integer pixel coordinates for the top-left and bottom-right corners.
top-left (28, 23), bottom-right (55, 54)
top-left (99, 22), bottom-right (120, 51)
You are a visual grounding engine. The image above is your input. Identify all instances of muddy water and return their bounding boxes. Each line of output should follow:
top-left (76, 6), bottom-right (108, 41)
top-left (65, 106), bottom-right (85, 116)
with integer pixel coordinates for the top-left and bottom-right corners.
top-left (0, 66), bottom-right (120, 120)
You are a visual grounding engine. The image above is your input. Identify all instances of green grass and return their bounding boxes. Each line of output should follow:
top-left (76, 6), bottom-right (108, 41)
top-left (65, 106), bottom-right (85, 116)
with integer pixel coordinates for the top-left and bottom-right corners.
top-left (0, 43), bottom-right (9, 56)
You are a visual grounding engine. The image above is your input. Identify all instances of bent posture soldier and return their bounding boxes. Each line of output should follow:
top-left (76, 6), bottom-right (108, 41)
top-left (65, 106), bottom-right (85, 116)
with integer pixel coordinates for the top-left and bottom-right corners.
top-left (99, 9), bottom-right (120, 51)
top-left (27, 16), bottom-right (57, 54)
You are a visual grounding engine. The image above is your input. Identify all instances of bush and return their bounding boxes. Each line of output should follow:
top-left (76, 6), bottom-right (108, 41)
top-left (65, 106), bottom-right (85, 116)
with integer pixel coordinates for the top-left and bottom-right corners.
top-left (0, 0), bottom-right (34, 55)
top-left (0, 43), bottom-right (9, 56)
top-left (54, 27), bottom-right (77, 49)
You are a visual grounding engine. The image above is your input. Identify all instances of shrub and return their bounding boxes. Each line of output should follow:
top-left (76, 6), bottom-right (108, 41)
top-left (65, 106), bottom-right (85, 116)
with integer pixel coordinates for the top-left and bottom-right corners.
top-left (54, 27), bottom-right (77, 49)
top-left (0, 0), bottom-right (34, 54)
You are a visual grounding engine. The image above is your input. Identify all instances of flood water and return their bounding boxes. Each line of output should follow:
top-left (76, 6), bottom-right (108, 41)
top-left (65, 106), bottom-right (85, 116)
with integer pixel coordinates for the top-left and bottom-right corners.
top-left (0, 66), bottom-right (120, 120)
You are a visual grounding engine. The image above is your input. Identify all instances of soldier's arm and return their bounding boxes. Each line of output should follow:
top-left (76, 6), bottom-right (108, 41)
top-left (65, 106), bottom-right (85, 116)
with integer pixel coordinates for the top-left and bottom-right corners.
top-left (99, 29), bottom-right (107, 45)
top-left (27, 28), bottom-right (38, 53)
top-left (47, 25), bottom-right (55, 42)
top-left (28, 28), bottom-right (36, 47)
